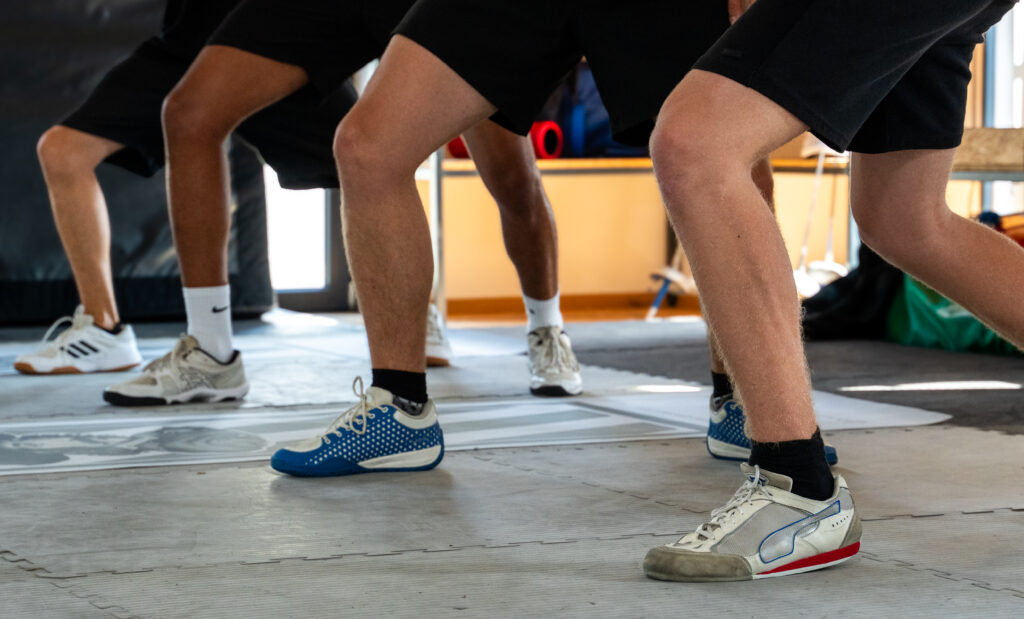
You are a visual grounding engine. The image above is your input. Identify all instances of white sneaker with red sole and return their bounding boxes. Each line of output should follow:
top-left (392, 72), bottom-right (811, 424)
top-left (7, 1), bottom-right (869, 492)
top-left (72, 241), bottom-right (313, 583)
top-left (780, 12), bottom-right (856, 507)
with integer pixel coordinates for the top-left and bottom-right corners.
top-left (644, 464), bottom-right (861, 582)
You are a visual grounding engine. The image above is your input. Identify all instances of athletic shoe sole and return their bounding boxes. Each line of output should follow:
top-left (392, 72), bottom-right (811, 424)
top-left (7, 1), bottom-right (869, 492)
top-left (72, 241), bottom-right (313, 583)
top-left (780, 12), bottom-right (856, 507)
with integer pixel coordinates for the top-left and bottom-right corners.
top-left (706, 435), bottom-right (752, 460)
top-left (753, 542), bottom-right (860, 579)
top-left (271, 444), bottom-right (444, 477)
top-left (103, 383), bottom-right (249, 407)
top-left (14, 361), bottom-right (140, 376)
top-left (644, 541), bottom-right (860, 582)
top-left (530, 384), bottom-right (583, 397)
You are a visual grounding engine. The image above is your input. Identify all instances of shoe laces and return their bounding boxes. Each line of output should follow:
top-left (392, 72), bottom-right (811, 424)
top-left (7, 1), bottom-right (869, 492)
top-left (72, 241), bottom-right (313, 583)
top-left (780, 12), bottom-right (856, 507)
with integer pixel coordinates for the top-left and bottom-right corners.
top-left (323, 377), bottom-right (377, 442)
top-left (529, 327), bottom-right (579, 373)
top-left (685, 466), bottom-right (772, 545)
top-left (142, 335), bottom-right (196, 374)
top-left (426, 305), bottom-right (446, 344)
top-left (40, 306), bottom-right (93, 350)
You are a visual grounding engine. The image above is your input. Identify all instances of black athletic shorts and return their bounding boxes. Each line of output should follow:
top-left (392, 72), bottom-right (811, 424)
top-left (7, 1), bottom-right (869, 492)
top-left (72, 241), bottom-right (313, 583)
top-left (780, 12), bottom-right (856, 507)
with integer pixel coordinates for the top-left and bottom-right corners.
top-left (62, 37), bottom-right (356, 188)
top-left (209, 0), bottom-right (415, 97)
top-left (695, 0), bottom-right (1018, 154)
top-left (396, 0), bottom-right (731, 146)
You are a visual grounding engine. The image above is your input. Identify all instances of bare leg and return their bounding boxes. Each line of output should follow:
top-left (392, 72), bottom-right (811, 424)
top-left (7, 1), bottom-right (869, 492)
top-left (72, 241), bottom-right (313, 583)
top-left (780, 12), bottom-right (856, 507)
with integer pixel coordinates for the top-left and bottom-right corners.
top-left (707, 156), bottom-right (775, 375)
top-left (852, 150), bottom-right (1024, 347)
top-left (36, 126), bottom-right (124, 329)
top-left (162, 45), bottom-right (309, 287)
top-left (651, 70), bottom-right (813, 443)
top-left (461, 121), bottom-right (558, 301)
top-left (334, 36), bottom-right (495, 372)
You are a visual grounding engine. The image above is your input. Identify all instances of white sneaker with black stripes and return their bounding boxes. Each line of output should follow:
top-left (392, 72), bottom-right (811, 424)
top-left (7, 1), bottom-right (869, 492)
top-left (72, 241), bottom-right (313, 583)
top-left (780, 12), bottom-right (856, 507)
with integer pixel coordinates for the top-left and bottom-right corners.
top-left (14, 305), bottom-right (141, 375)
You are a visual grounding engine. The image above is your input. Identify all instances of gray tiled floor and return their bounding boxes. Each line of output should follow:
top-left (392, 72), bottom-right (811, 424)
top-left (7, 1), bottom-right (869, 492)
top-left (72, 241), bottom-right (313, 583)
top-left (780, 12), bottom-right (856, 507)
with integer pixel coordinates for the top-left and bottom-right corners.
top-left (2, 316), bottom-right (1023, 617)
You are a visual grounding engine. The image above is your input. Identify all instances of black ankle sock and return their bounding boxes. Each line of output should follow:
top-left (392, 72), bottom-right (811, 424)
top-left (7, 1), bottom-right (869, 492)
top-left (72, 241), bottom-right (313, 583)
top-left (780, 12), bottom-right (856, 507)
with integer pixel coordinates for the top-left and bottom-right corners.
top-left (98, 323), bottom-right (124, 335)
top-left (711, 371), bottom-right (733, 399)
top-left (371, 368), bottom-right (427, 406)
top-left (749, 429), bottom-right (834, 501)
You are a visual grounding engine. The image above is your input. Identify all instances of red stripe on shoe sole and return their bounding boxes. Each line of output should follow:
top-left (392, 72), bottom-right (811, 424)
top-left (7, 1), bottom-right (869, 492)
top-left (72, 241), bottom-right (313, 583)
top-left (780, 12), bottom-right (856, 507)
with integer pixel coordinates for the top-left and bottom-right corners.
top-left (758, 542), bottom-right (861, 576)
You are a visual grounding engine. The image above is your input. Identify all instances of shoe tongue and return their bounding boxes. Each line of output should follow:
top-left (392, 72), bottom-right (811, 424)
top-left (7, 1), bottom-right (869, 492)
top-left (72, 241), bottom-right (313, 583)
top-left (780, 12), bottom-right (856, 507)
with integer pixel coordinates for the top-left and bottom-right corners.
top-left (740, 463), bottom-right (794, 492)
top-left (364, 386), bottom-right (394, 408)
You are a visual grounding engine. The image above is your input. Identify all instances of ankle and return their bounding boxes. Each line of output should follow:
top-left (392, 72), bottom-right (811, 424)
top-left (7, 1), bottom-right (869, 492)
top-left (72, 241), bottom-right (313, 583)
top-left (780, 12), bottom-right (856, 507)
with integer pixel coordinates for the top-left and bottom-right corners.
top-left (749, 429), bottom-right (834, 501)
top-left (371, 368), bottom-right (427, 405)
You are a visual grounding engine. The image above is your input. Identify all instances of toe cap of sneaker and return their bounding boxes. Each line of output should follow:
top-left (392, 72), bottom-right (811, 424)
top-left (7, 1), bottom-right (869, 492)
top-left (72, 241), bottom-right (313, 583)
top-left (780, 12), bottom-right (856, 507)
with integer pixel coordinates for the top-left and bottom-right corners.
top-left (270, 448), bottom-right (361, 477)
top-left (643, 545), bottom-right (752, 582)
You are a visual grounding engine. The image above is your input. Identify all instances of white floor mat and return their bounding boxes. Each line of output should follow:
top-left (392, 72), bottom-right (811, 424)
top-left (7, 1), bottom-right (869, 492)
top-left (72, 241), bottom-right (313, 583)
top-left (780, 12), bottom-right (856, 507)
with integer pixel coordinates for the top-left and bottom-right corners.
top-left (0, 325), bottom-right (949, 475)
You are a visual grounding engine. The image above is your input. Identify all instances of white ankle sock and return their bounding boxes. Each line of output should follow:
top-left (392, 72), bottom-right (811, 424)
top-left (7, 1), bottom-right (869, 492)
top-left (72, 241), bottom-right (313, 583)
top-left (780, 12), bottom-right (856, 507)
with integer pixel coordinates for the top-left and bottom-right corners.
top-left (183, 285), bottom-right (233, 363)
top-left (524, 292), bottom-right (564, 332)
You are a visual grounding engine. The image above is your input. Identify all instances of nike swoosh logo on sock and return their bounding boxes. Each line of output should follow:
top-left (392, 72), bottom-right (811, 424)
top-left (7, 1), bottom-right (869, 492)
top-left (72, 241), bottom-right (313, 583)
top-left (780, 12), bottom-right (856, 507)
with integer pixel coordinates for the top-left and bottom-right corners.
top-left (212, 306), bottom-right (229, 313)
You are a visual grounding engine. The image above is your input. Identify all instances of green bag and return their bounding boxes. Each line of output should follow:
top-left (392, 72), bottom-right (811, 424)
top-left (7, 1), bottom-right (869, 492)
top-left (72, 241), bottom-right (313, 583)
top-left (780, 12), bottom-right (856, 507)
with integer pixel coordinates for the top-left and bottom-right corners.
top-left (885, 274), bottom-right (1020, 356)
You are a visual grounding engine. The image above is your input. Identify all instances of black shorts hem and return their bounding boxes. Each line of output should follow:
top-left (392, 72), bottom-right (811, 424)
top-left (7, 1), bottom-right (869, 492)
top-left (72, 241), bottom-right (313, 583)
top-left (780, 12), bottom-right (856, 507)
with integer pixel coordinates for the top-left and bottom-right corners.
top-left (57, 119), bottom-right (162, 178)
top-left (276, 171), bottom-right (340, 191)
top-left (848, 133), bottom-right (965, 154)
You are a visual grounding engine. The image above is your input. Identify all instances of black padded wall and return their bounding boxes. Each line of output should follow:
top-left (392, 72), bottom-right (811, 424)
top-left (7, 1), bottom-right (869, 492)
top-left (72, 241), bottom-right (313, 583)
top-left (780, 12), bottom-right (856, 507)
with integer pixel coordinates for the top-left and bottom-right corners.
top-left (0, 1), bottom-right (273, 324)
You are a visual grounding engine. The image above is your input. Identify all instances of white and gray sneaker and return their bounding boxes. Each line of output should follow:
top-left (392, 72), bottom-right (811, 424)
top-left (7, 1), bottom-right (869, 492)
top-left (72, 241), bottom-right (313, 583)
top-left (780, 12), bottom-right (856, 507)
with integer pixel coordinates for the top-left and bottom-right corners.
top-left (644, 464), bottom-right (861, 582)
top-left (527, 326), bottom-right (583, 396)
top-left (14, 305), bottom-right (141, 375)
top-left (425, 303), bottom-right (454, 367)
top-left (103, 335), bottom-right (248, 406)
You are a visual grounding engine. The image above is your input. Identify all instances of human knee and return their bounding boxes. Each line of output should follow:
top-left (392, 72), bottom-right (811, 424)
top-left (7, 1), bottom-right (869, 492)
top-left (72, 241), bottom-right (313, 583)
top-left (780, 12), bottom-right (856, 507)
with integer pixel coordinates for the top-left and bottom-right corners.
top-left (161, 86), bottom-right (232, 145)
top-left (852, 196), bottom-right (945, 256)
top-left (650, 118), bottom-right (732, 214)
top-left (36, 126), bottom-right (102, 174)
top-left (334, 113), bottom-right (405, 188)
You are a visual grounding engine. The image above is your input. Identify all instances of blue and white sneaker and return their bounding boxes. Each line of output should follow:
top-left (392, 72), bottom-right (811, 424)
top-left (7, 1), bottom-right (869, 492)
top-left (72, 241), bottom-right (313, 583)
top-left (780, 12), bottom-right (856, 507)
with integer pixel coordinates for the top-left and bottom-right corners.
top-left (270, 378), bottom-right (444, 477)
top-left (708, 393), bottom-right (838, 465)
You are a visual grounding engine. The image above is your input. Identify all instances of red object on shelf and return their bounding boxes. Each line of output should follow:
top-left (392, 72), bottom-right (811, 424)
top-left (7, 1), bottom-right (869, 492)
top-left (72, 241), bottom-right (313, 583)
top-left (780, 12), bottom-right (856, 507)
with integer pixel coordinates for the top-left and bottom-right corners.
top-left (447, 136), bottom-right (470, 158)
top-left (530, 121), bottom-right (564, 159)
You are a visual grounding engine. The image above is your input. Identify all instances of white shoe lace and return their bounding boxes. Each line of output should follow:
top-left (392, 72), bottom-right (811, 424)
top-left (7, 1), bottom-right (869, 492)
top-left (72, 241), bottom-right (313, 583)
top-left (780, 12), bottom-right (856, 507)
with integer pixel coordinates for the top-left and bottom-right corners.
top-left (529, 327), bottom-right (579, 375)
top-left (426, 305), bottom-right (447, 345)
top-left (38, 305), bottom-right (93, 352)
top-left (683, 466), bottom-right (772, 546)
top-left (141, 335), bottom-right (195, 374)
top-left (322, 377), bottom-right (377, 443)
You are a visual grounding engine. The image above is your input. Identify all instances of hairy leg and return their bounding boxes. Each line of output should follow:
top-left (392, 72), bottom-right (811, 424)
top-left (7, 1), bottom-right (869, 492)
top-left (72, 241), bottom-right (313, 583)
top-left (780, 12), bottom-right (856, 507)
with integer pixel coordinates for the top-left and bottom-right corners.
top-left (334, 36), bottom-right (495, 371)
top-left (651, 70), bottom-right (812, 442)
top-left (462, 121), bottom-right (558, 301)
top-left (36, 126), bottom-right (124, 328)
top-left (707, 156), bottom-right (775, 375)
top-left (852, 150), bottom-right (1024, 347)
top-left (162, 45), bottom-right (309, 287)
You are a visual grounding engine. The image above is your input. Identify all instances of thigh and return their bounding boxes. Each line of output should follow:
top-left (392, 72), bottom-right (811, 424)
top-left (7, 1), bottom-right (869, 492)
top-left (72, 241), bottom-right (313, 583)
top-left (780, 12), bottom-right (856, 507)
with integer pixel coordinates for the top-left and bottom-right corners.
top-left (170, 44), bottom-right (309, 130)
top-left (850, 150), bottom-right (957, 223)
top-left (341, 34), bottom-right (498, 172)
top-left (694, 0), bottom-right (1007, 153)
top-left (460, 120), bottom-right (536, 183)
top-left (395, 0), bottom-right (582, 137)
top-left (62, 38), bottom-right (189, 176)
top-left (656, 69), bottom-right (807, 164)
